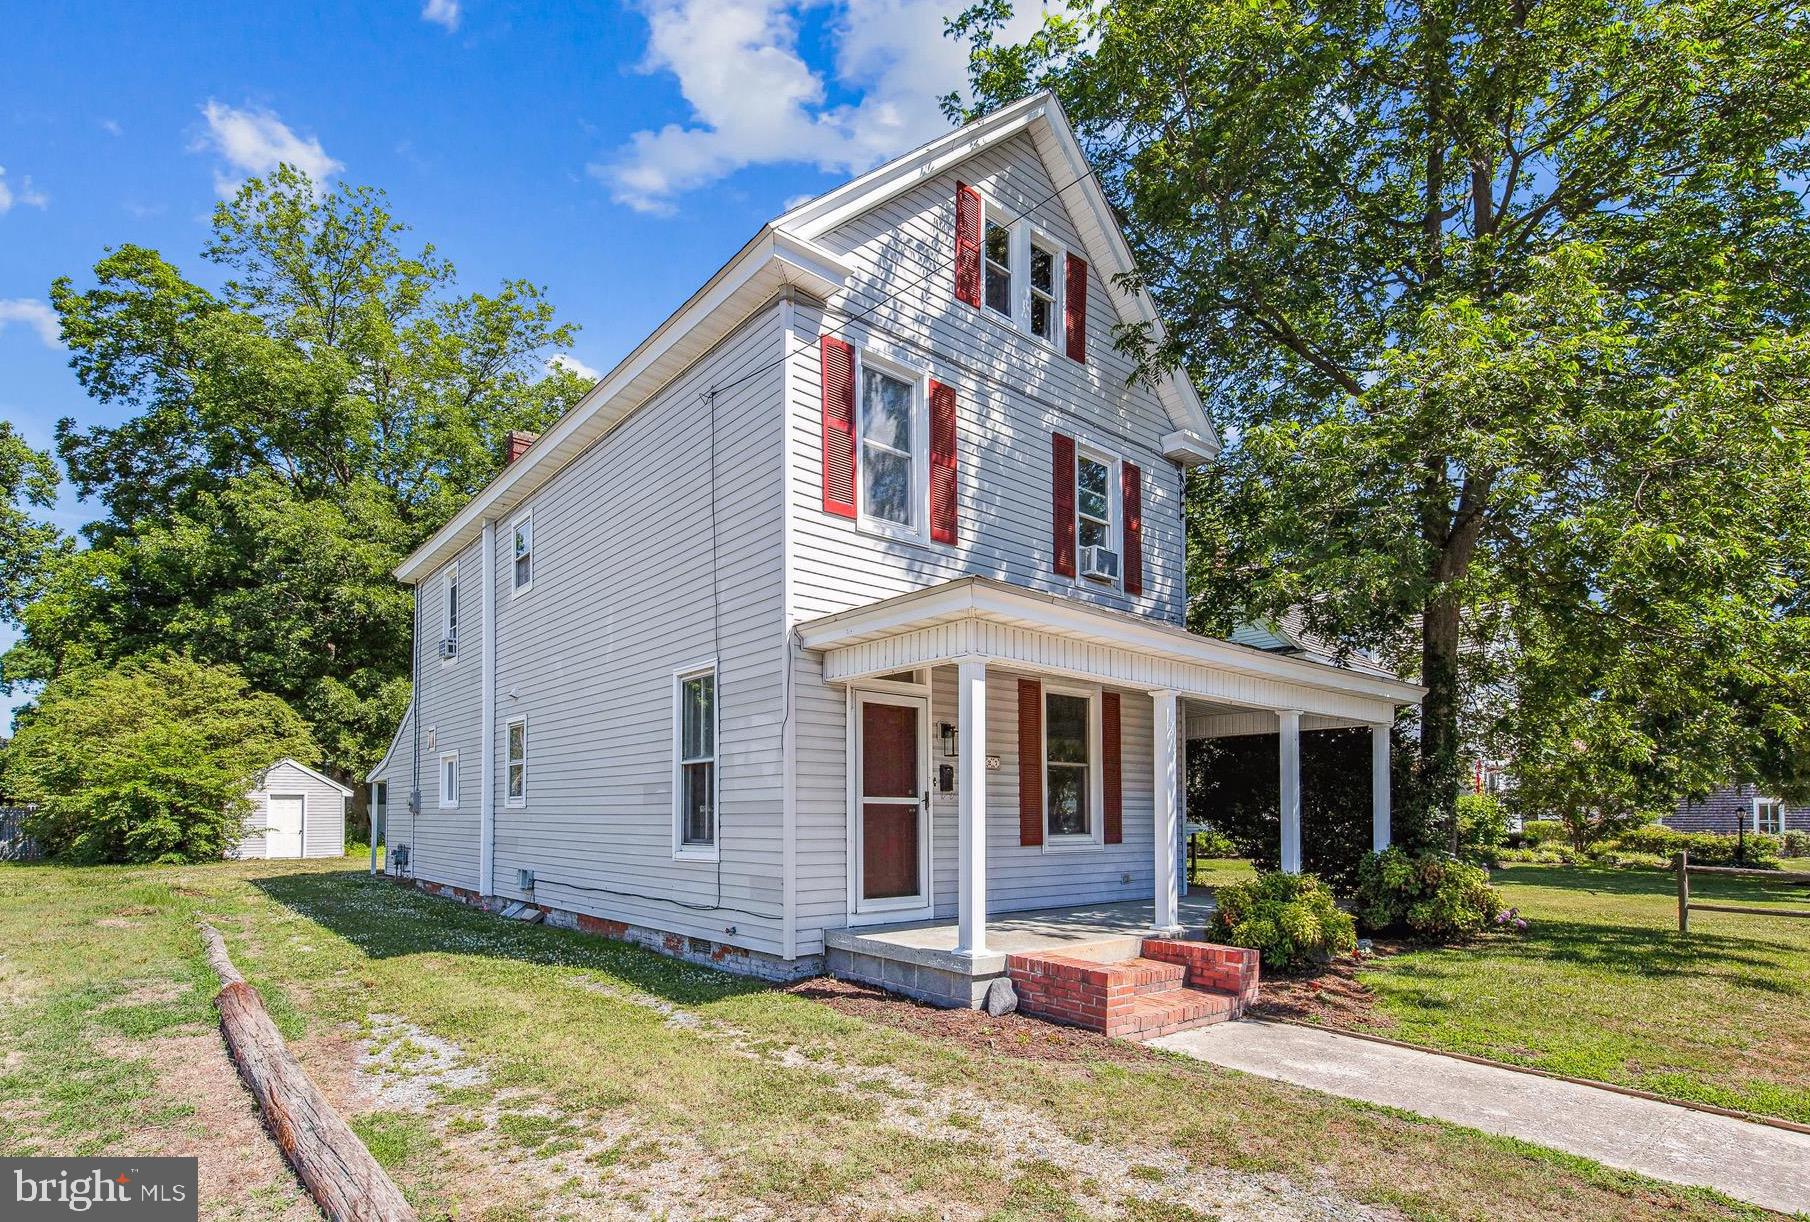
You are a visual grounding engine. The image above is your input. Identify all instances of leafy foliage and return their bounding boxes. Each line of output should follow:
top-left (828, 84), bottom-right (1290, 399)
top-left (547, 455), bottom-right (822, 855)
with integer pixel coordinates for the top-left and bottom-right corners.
top-left (1188, 726), bottom-right (1431, 892)
top-left (953, 0), bottom-right (1810, 840)
top-left (1605, 825), bottom-right (1782, 869)
top-left (1207, 872), bottom-right (1356, 972)
top-left (0, 420), bottom-right (66, 622)
top-left (1455, 792), bottom-right (1510, 865)
top-left (5, 655), bottom-right (319, 863)
top-left (1353, 848), bottom-right (1505, 941)
top-left (3, 167), bottom-right (585, 784)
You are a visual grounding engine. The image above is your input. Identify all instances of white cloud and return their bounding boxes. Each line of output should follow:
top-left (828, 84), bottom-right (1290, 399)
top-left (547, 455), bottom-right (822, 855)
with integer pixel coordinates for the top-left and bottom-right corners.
top-left (422, 0), bottom-right (460, 31)
top-left (99, 118), bottom-right (123, 136)
top-left (0, 166), bottom-right (49, 214)
top-left (0, 299), bottom-right (61, 348)
top-left (593, 0), bottom-right (1042, 214)
top-left (195, 101), bottom-right (343, 196)
top-left (547, 353), bottom-right (601, 380)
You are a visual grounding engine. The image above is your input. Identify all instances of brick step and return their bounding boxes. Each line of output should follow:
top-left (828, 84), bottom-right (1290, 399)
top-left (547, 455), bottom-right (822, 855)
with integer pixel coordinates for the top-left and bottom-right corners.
top-left (1105, 984), bottom-right (1241, 1040)
top-left (1005, 939), bottom-right (1260, 1041)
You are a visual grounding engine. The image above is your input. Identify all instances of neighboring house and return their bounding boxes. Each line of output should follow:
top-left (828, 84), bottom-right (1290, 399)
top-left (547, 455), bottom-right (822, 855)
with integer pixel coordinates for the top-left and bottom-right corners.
top-left (367, 93), bottom-right (1421, 1004)
top-left (1667, 785), bottom-right (1808, 836)
top-left (233, 758), bottom-right (351, 860)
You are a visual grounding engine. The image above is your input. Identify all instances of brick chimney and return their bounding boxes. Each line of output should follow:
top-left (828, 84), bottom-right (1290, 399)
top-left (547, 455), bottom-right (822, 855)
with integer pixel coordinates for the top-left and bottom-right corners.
top-left (505, 430), bottom-right (537, 465)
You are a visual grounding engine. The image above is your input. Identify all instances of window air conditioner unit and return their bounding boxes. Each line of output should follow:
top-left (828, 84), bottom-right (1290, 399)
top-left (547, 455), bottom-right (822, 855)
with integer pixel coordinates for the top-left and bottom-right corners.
top-left (437, 637), bottom-right (458, 660)
top-left (1080, 546), bottom-right (1119, 582)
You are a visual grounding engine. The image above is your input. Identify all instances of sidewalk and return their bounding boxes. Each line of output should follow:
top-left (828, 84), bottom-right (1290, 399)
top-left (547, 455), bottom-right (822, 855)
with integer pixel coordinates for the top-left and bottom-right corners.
top-left (1153, 1020), bottom-right (1810, 1216)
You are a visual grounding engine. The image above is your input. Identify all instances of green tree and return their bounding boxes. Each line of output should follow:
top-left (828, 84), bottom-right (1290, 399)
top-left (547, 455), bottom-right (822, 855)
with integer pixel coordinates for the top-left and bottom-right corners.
top-left (5, 654), bottom-right (319, 863)
top-left (953, 0), bottom-right (1810, 839)
top-left (0, 420), bottom-right (65, 622)
top-left (4, 166), bottom-right (587, 782)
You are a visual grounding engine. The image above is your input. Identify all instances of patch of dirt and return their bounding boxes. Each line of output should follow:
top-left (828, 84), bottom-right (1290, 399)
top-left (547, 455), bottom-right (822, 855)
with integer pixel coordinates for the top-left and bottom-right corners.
top-left (103, 1031), bottom-right (315, 1221)
top-left (784, 976), bottom-right (1162, 1066)
top-left (355, 1013), bottom-right (487, 1111)
top-left (95, 918), bottom-right (144, 929)
top-left (1248, 949), bottom-right (1402, 1030)
top-left (109, 979), bottom-right (188, 1007)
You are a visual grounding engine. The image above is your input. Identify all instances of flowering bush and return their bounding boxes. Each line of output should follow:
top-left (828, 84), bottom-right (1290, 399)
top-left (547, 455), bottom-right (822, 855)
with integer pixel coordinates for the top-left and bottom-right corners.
top-left (1353, 848), bottom-right (1506, 941)
top-left (1207, 871), bottom-right (1357, 972)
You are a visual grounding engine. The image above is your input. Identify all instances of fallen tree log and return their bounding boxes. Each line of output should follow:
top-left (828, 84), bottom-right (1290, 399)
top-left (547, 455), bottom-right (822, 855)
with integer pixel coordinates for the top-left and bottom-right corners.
top-left (200, 923), bottom-right (417, 1222)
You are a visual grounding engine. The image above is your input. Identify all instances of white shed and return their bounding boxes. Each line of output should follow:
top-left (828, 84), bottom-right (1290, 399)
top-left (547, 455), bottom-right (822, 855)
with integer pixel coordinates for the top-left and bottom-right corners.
top-left (236, 758), bottom-right (352, 859)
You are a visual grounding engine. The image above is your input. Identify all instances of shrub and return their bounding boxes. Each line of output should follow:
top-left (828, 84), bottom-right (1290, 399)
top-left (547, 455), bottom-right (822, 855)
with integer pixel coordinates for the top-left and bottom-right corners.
top-left (1188, 827), bottom-right (1238, 858)
top-left (1521, 819), bottom-right (1567, 846)
top-left (1456, 793), bottom-right (1511, 864)
top-left (1606, 824), bottom-right (1781, 869)
top-left (1353, 848), bottom-right (1506, 941)
top-left (1785, 830), bottom-right (1810, 859)
top-left (1206, 872), bottom-right (1357, 972)
top-left (6, 654), bottom-right (319, 863)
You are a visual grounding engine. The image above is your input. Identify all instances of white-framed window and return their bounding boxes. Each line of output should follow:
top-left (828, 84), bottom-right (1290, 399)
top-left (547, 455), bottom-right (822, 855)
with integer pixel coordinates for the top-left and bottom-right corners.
top-left (851, 346), bottom-right (930, 545)
top-left (511, 509), bottom-right (534, 595)
top-left (983, 218), bottom-right (1013, 317)
top-left (440, 562), bottom-right (459, 662)
top-left (969, 189), bottom-right (1075, 349)
top-left (1043, 685), bottom-right (1103, 845)
top-left (438, 751), bottom-right (460, 809)
top-left (1077, 451), bottom-right (1114, 555)
top-left (674, 665), bottom-right (717, 858)
top-left (505, 717), bottom-right (527, 808)
top-left (1756, 797), bottom-right (1784, 835)
top-left (1028, 234), bottom-right (1060, 345)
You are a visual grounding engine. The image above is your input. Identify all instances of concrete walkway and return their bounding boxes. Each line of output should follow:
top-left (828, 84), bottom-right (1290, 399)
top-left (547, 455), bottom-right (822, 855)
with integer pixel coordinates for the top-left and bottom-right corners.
top-left (1153, 1020), bottom-right (1810, 1216)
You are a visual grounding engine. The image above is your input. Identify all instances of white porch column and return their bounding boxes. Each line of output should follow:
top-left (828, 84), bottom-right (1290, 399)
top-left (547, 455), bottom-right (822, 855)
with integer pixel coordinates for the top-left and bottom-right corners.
top-left (1371, 722), bottom-right (1392, 851)
top-left (954, 658), bottom-right (989, 958)
top-left (1152, 689), bottom-right (1182, 933)
top-left (1278, 710), bottom-right (1302, 874)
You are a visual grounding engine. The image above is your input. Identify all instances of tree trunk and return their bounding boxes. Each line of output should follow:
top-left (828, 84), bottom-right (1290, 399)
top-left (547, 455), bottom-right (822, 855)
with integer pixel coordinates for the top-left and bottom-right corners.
top-left (1421, 592), bottom-right (1464, 854)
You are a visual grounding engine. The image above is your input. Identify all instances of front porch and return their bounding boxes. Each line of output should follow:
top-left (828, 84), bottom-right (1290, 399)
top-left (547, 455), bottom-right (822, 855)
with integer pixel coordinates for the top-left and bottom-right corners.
top-left (825, 893), bottom-right (1220, 1008)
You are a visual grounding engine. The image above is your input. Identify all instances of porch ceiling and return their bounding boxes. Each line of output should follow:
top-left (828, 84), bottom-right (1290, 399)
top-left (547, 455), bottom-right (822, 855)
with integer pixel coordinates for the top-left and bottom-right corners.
top-left (796, 578), bottom-right (1422, 726)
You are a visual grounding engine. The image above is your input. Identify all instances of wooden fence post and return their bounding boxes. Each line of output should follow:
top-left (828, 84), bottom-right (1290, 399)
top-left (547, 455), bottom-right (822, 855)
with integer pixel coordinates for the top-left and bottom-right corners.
top-left (1675, 850), bottom-right (1689, 933)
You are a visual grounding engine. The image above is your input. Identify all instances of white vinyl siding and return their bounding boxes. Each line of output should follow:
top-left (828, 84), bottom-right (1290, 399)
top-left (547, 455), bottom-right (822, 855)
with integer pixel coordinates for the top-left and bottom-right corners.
top-left (235, 760), bottom-right (349, 860)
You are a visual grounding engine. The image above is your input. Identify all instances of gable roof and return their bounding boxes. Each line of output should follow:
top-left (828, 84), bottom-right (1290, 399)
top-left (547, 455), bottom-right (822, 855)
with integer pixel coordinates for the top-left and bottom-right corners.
top-left (395, 91), bottom-right (1216, 584)
top-left (259, 757), bottom-right (355, 798)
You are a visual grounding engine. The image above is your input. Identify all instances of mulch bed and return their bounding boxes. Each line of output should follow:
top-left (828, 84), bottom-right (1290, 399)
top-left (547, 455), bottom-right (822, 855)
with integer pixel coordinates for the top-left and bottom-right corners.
top-left (1245, 943), bottom-right (1406, 1029)
top-left (782, 976), bottom-right (1160, 1066)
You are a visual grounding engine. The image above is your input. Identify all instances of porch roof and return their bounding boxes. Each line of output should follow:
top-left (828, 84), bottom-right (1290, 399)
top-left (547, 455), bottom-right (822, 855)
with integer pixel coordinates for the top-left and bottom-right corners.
top-left (795, 578), bottom-right (1424, 726)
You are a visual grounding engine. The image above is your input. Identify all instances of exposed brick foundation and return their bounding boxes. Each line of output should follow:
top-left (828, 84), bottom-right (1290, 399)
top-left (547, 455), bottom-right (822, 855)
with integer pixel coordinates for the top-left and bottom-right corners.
top-left (1006, 937), bottom-right (1259, 1040)
top-left (395, 876), bottom-right (818, 983)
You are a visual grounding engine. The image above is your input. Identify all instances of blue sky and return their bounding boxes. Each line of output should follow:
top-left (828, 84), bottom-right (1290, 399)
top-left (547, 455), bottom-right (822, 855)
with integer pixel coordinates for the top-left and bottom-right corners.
top-left (1, 0), bottom-right (1035, 726)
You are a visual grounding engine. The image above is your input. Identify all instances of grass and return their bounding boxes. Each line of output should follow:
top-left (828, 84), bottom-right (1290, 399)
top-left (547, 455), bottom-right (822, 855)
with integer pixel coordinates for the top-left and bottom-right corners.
top-left (0, 857), bottom-right (1783, 1220)
top-left (1321, 862), bottom-right (1810, 1125)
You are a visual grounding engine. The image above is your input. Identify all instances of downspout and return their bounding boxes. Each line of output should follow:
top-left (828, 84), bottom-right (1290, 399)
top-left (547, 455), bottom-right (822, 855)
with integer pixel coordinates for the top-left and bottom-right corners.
top-left (480, 516), bottom-right (497, 898)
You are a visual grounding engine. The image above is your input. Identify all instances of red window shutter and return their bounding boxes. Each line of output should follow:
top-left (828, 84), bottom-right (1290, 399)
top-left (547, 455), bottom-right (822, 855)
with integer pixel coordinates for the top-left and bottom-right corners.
top-left (1123, 462), bottom-right (1144, 596)
top-left (1052, 433), bottom-right (1076, 577)
top-left (820, 334), bottom-right (857, 518)
top-left (1064, 252), bottom-right (1088, 362)
top-left (1018, 679), bottom-right (1044, 847)
top-left (954, 183), bottom-right (982, 308)
top-left (929, 379), bottom-right (958, 545)
top-left (1103, 692), bottom-right (1123, 844)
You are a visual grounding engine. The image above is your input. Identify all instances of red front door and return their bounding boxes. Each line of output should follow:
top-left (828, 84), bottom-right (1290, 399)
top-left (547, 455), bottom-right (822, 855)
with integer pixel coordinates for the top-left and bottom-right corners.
top-left (860, 697), bottom-right (925, 904)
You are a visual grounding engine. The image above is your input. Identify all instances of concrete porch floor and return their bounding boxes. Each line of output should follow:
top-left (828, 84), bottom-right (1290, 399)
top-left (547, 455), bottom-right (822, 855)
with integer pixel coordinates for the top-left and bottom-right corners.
top-left (823, 893), bottom-right (1220, 1008)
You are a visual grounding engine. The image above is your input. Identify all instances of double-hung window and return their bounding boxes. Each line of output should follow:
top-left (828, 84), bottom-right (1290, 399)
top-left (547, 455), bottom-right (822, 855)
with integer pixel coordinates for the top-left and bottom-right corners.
top-left (441, 562), bottom-right (459, 660)
top-left (506, 718), bottom-right (527, 808)
top-left (1757, 798), bottom-right (1784, 835)
top-left (676, 667), bottom-right (717, 856)
top-left (1045, 690), bottom-right (1094, 840)
top-left (983, 219), bottom-right (1013, 317)
top-left (438, 751), bottom-right (459, 809)
top-left (1077, 452), bottom-right (1113, 555)
top-left (1029, 239), bottom-right (1058, 344)
top-left (860, 364), bottom-right (918, 532)
top-left (512, 511), bottom-right (533, 594)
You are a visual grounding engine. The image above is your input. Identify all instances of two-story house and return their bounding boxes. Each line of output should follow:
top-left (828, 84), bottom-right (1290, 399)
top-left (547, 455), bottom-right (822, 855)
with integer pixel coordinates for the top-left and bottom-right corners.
top-left (367, 93), bottom-right (1422, 1009)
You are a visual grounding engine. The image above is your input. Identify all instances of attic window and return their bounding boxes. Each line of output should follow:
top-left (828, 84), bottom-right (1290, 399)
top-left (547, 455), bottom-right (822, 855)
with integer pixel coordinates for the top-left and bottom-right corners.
top-left (983, 220), bottom-right (1012, 316)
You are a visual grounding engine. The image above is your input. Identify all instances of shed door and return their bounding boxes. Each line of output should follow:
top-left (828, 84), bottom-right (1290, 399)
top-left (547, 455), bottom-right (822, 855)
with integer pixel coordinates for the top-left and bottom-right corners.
top-left (267, 794), bottom-right (305, 858)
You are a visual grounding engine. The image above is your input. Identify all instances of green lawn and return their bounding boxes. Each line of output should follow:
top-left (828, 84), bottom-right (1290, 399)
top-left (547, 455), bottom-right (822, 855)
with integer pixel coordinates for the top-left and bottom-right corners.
top-left (0, 858), bottom-right (1776, 1221)
top-left (1336, 863), bottom-right (1810, 1124)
